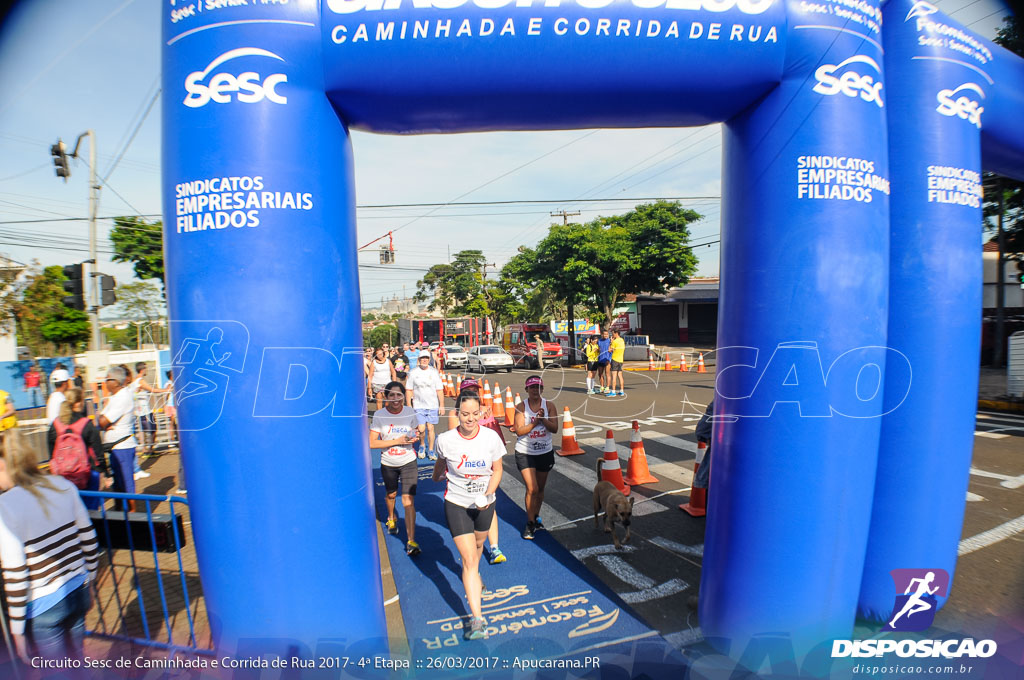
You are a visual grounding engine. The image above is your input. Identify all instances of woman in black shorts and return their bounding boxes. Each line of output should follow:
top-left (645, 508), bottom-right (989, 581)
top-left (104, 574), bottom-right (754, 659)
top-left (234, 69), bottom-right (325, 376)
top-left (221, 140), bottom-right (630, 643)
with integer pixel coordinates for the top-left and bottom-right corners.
top-left (511, 375), bottom-right (558, 539)
top-left (432, 392), bottom-right (505, 640)
top-left (369, 381), bottom-right (422, 556)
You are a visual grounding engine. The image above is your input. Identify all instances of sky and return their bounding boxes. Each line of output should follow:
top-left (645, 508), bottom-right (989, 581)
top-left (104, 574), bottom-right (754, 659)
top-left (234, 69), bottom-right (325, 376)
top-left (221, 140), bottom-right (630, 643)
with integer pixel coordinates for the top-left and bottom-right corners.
top-left (0, 0), bottom-right (1014, 315)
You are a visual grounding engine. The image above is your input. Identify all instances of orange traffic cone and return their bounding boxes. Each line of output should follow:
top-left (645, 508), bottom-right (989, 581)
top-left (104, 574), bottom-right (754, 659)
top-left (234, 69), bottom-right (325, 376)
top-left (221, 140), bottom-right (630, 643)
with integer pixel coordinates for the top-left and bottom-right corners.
top-left (697, 353), bottom-right (707, 373)
top-left (680, 354), bottom-right (688, 372)
top-left (556, 407), bottom-right (585, 456)
top-left (664, 354), bottom-right (672, 371)
top-left (598, 430), bottom-right (630, 496)
top-left (492, 381), bottom-right (505, 423)
top-left (648, 351), bottom-right (655, 371)
top-left (503, 388), bottom-right (515, 428)
top-left (446, 374), bottom-right (454, 398)
top-left (680, 440), bottom-right (707, 517)
top-left (447, 407), bottom-right (458, 431)
top-left (623, 421), bottom-right (659, 485)
top-left (482, 380), bottom-right (492, 410)
top-left (514, 392), bottom-right (522, 411)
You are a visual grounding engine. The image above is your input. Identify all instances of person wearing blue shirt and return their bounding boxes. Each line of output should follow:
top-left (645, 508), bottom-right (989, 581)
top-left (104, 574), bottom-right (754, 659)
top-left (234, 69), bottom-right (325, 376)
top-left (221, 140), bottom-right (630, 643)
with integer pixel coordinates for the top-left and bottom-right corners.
top-left (596, 330), bottom-right (611, 394)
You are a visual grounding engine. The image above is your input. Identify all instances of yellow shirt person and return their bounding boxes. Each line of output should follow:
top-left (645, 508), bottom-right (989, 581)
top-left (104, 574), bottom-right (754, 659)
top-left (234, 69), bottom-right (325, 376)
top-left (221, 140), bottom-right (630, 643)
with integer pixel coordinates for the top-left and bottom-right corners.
top-left (610, 335), bottom-right (625, 363)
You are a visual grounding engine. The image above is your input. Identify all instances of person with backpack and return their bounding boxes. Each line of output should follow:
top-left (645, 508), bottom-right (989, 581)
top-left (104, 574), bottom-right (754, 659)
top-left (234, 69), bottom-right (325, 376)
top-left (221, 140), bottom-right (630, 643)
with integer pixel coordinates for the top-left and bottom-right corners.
top-left (47, 388), bottom-right (108, 493)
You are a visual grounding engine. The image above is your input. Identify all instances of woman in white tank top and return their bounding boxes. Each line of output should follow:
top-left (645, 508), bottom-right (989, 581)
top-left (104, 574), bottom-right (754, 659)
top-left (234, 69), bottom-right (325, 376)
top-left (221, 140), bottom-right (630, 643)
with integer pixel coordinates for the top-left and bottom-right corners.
top-left (368, 348), bottom-right (397, 411)
top-left (511, 375), bottom-right (559, 540)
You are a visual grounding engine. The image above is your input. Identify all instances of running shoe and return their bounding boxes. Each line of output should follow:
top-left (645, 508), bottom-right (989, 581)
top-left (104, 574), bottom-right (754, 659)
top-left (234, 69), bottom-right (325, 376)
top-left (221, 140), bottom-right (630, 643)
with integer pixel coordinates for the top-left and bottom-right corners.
top-left (406, 540), bottom-right (421, 557)
top-left (134, 470), bottom-right (151, 480)
top-left (488, 546), bottom-right (507, 564)
top-left (521, 521), bottom-right (536, 540)
top-left (417, 448), bottom-right (426, 459)
top-left (174, 488), bottom-right (187, 495)
top-left (427, 450), bottom-right (438, 461)
top-left (464, 617), bottom-right (487, 640)
top-left (386, 518), bottom-right (398, 535)
top-left (617, 391), bottom-right (625, 397)
top-left (534, 516), bottom-right (544, 531)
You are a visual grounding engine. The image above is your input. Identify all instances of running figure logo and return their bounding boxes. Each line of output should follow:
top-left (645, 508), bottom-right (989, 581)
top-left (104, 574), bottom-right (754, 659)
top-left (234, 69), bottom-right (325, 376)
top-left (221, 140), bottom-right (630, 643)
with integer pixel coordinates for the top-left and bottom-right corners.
top-left (883, 568), bottom-right (950, 631)
top-left (170, 321), bottom-right (249, 431)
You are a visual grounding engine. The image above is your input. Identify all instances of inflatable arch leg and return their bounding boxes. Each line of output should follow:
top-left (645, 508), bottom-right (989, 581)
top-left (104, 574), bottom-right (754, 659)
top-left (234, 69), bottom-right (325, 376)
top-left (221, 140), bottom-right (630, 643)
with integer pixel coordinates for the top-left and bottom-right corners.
top-left (162, 10), bottom-right (388, 654)
top-left (702, 0), bottom-right (892, 657)
top-left (859, 0), bottom-right (985, 621)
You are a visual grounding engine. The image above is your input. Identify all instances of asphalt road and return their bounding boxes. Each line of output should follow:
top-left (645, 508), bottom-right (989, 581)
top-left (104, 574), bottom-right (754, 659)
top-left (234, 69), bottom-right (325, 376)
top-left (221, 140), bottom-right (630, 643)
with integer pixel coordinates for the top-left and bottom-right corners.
top-left (435, 364), bottom-right (1024, 651)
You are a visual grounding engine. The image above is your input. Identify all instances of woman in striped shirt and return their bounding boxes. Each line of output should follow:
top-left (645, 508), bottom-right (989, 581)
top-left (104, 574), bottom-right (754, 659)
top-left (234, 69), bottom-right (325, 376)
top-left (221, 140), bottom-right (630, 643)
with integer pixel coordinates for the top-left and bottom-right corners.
top-left (0, 429), bottom-right (99, 664)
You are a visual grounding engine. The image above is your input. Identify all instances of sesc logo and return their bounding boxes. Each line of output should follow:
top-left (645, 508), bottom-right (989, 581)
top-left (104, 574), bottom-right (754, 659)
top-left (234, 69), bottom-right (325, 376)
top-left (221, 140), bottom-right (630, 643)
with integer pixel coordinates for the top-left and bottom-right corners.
top-left (936, 83), bottom-right (984, 128)
top-left (183, 47), bottom-right (288, 109)
top-left (813, 55), bottom-right (884, 108)
top-left (904, 0), bottom-right (937, 21)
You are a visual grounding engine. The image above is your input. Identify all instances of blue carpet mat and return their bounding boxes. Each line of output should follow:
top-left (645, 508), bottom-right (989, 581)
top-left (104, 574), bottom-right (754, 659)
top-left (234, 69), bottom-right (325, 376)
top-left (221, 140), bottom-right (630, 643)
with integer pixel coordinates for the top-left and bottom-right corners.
top-left (372, 466), bottom-right (688, 678)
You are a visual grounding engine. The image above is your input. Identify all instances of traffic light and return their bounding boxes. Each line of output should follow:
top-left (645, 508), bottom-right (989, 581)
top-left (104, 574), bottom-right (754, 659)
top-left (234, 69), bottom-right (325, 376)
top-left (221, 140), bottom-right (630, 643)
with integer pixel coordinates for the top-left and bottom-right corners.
top-left (50, 140), bottom-right (70, 181)
top-left (62, 263), bottom-right (84, 311)
top-left (99, 274), bottom-right (116, 306)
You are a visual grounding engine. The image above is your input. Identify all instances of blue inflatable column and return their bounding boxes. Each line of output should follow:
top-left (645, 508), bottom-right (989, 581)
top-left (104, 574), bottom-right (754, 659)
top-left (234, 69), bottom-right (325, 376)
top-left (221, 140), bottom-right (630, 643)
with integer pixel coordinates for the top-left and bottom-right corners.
top-left (161, 4), bottom-right (386, 654)
top-left (702, 0), bottom-right (891, 657)
top-left (859, 0), bottom-right (987, 620)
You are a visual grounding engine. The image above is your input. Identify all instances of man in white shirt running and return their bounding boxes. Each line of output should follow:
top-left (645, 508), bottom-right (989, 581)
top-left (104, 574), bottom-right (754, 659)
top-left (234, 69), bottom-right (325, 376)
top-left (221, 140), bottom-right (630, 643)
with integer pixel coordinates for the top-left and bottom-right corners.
top-left (405, 351), bottom-right (445, 460)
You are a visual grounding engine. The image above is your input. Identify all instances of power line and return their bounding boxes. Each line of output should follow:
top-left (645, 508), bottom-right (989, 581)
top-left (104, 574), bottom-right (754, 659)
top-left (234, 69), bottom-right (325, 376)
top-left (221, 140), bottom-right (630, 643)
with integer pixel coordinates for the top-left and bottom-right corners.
top-left (103, 86), bottom-right (161, 183)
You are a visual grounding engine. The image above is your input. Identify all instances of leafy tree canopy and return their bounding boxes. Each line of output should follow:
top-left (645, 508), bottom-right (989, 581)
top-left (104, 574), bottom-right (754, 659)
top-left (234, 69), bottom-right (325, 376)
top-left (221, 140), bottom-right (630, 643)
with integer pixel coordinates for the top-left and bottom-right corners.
top-left (17, 265), bottom-right (89, 353)
top-left (415, 250), bottom-right (489, 317)
top-left (110, 216), bottom-right (165, 287)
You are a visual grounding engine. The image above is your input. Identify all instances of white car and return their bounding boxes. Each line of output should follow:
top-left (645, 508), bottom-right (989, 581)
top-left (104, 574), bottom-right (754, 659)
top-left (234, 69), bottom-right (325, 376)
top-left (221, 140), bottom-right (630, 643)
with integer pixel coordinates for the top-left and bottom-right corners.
top-left (468, 345), bottom-right (514, 373)
top-left (444, 344), bottom-right (469, 368)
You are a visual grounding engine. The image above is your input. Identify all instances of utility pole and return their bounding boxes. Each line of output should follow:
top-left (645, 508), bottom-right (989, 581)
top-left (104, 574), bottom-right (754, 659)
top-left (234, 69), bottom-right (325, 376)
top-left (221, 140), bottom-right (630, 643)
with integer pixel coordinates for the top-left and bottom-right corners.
top-left (54, 131), bottom-right (101, 350)
top-left (993, 177), bottom-right (1006, 367)
top-left (480, 262), bottom-right (496, 344)
top-left (551, 210), bottom-right (580, 225)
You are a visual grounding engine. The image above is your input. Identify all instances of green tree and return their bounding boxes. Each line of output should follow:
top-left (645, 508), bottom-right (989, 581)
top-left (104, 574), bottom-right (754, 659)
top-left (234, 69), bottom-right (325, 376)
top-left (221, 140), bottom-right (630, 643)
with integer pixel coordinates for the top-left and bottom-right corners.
top-left (415, 250), bottom-right (489, 317)
top-left (365, 324), bottom-right (398, 348)
top-left (115, 280), bottom-right (165, 348)
top-left (110, 217), bottom-right (165, 287)
top-left (17, 265), bottom-right (90, 353)
top-left (983, 16), bottom-right (1024, 257)
top-left (530, 201), bottom-right (702, 323)
top-left (101, 326), bottom-right (138, 350)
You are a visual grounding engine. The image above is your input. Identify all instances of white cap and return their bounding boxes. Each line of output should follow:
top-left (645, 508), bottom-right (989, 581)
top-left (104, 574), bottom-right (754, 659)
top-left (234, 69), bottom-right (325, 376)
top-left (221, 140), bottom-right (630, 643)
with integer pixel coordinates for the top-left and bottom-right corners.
top-left (50, 369), bottom-right (70, 383)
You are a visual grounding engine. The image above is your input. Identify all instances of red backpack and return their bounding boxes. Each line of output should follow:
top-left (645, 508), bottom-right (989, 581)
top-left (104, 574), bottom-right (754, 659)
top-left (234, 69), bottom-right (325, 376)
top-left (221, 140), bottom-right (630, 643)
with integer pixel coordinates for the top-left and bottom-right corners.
top-left (51, 418), bottom-right (93, 489)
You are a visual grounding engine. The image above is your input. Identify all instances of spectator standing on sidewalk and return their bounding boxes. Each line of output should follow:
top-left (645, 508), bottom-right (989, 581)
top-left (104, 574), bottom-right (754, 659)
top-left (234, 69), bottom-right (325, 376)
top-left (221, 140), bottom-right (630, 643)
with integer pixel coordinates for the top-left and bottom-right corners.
top-left (596, 330), bottom-right (611, 394)
top-left (45, 369), bottom-right (71, 423)
top-left (23, 364), bottom-right (42, 408)
top-left (97, 366), bottom-right (138, 500)
top-left (608, 330), bottom-right (626, 397)
top-left (0, 428), bottom-right (100, 665)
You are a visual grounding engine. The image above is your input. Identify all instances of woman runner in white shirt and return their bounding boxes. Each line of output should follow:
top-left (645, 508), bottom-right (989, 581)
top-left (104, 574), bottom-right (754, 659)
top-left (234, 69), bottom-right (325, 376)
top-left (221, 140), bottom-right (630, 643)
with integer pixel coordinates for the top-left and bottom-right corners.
top-left (369, 381), bottom-right (423, 556)
top-left (367, 347), bottom-right (397, 411)
top-left (431, 392), bottom-right (505, 641)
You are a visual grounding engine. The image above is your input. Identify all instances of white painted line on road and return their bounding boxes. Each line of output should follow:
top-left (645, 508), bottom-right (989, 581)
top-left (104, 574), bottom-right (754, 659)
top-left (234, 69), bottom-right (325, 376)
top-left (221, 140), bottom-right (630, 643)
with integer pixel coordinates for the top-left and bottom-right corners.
top-left (958, 514), bottom-right (1024, 556)
top-left (645, 430), bottom-right (699, 454)
top-left (581, 433), bottom-right (696, 487)
top-left (969, 467), bottom-right (1024, 489)
top-left (499, 469), bottom-right (577, 530)
top-left (975, 431), bottom-right (1011, 439)
top-left (572, 544), bottom-right (638, 560)
top-left (977, 426), bottom-right (1024, 435)
top-left (620, 578), bottom-right (689, 604)
top-left (649, 537), bottom-right (705, 558)
top-left (597, 555), bottom-right (655, 589)
top-left (977, 411), bottom-right (1024, 423)
top-left (966, 492), bottom-right (985, 502)
top-left (664, 628), bottom-right (704, 649)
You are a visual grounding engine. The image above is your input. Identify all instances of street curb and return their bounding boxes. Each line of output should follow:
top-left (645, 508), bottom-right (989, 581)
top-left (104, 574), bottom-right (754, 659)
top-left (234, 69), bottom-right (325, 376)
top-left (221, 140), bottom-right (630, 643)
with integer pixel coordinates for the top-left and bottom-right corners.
top-left (978, 399), bottom-right (1024, 414)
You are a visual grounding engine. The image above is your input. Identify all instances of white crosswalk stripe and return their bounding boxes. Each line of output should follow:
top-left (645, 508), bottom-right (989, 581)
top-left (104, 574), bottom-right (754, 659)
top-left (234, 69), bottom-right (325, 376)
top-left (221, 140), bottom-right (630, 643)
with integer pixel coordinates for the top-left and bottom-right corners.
top-left (497, 467), bottom-right (576, 530)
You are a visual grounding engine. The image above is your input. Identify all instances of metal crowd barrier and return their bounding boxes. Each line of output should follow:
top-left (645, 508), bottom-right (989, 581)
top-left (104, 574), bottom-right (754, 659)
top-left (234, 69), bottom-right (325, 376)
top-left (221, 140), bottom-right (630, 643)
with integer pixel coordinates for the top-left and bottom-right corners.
top-left (79, 491), bottom-right (211, 656)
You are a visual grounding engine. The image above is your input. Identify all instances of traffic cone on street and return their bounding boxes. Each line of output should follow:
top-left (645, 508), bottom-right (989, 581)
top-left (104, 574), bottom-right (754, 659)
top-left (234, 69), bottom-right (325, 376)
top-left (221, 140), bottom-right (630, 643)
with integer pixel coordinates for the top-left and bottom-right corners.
top-left (492, 381), bottom-right (505, 423)
top-left (556, 407), bottom-right (585, 456)
top-left (664, 354), bottom-right (672, 371)
top-left (624, 421), bottom-right (659, 485)
top-left (447, 407), bottom-right (458, 431)
top-left (446, 374), bottom-right (454, 398)
top-left (680, 440), bottom-right (707, 517)
top-left (680, 354), bottom-right (688, 372)
top-left (697, 353), bottom-right (707, 373)
top-left (504, 388), bottom-right (515, 428)
top-left (648, 351), bottom-right (655, 371)
top-left (598, 430), bottom-right (630, 496)
top-left (482, 381), bottom-right (493, 411)
top-left (514, 392), bottom-right (523, 411)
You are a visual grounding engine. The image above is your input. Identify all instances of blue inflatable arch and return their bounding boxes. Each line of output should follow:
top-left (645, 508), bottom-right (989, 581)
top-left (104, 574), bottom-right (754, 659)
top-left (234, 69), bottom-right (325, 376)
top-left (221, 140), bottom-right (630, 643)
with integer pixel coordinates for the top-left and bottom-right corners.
top-left (161, 0), bottom-right (1024, 659)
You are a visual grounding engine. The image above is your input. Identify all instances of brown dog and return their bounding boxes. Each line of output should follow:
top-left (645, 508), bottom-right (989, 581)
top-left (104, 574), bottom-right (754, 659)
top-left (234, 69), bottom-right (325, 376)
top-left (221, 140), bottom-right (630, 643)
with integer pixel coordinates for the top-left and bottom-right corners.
top-left (593, 464), bottom-right (634, 550)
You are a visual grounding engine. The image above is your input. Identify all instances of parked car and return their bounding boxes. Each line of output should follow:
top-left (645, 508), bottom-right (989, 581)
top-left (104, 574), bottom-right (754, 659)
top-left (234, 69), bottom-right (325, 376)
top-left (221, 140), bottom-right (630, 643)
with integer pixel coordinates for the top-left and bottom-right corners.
top-left (444, 344), bottom-right (469, 368)
top-left (467, 345), bottom-right (513, 373)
